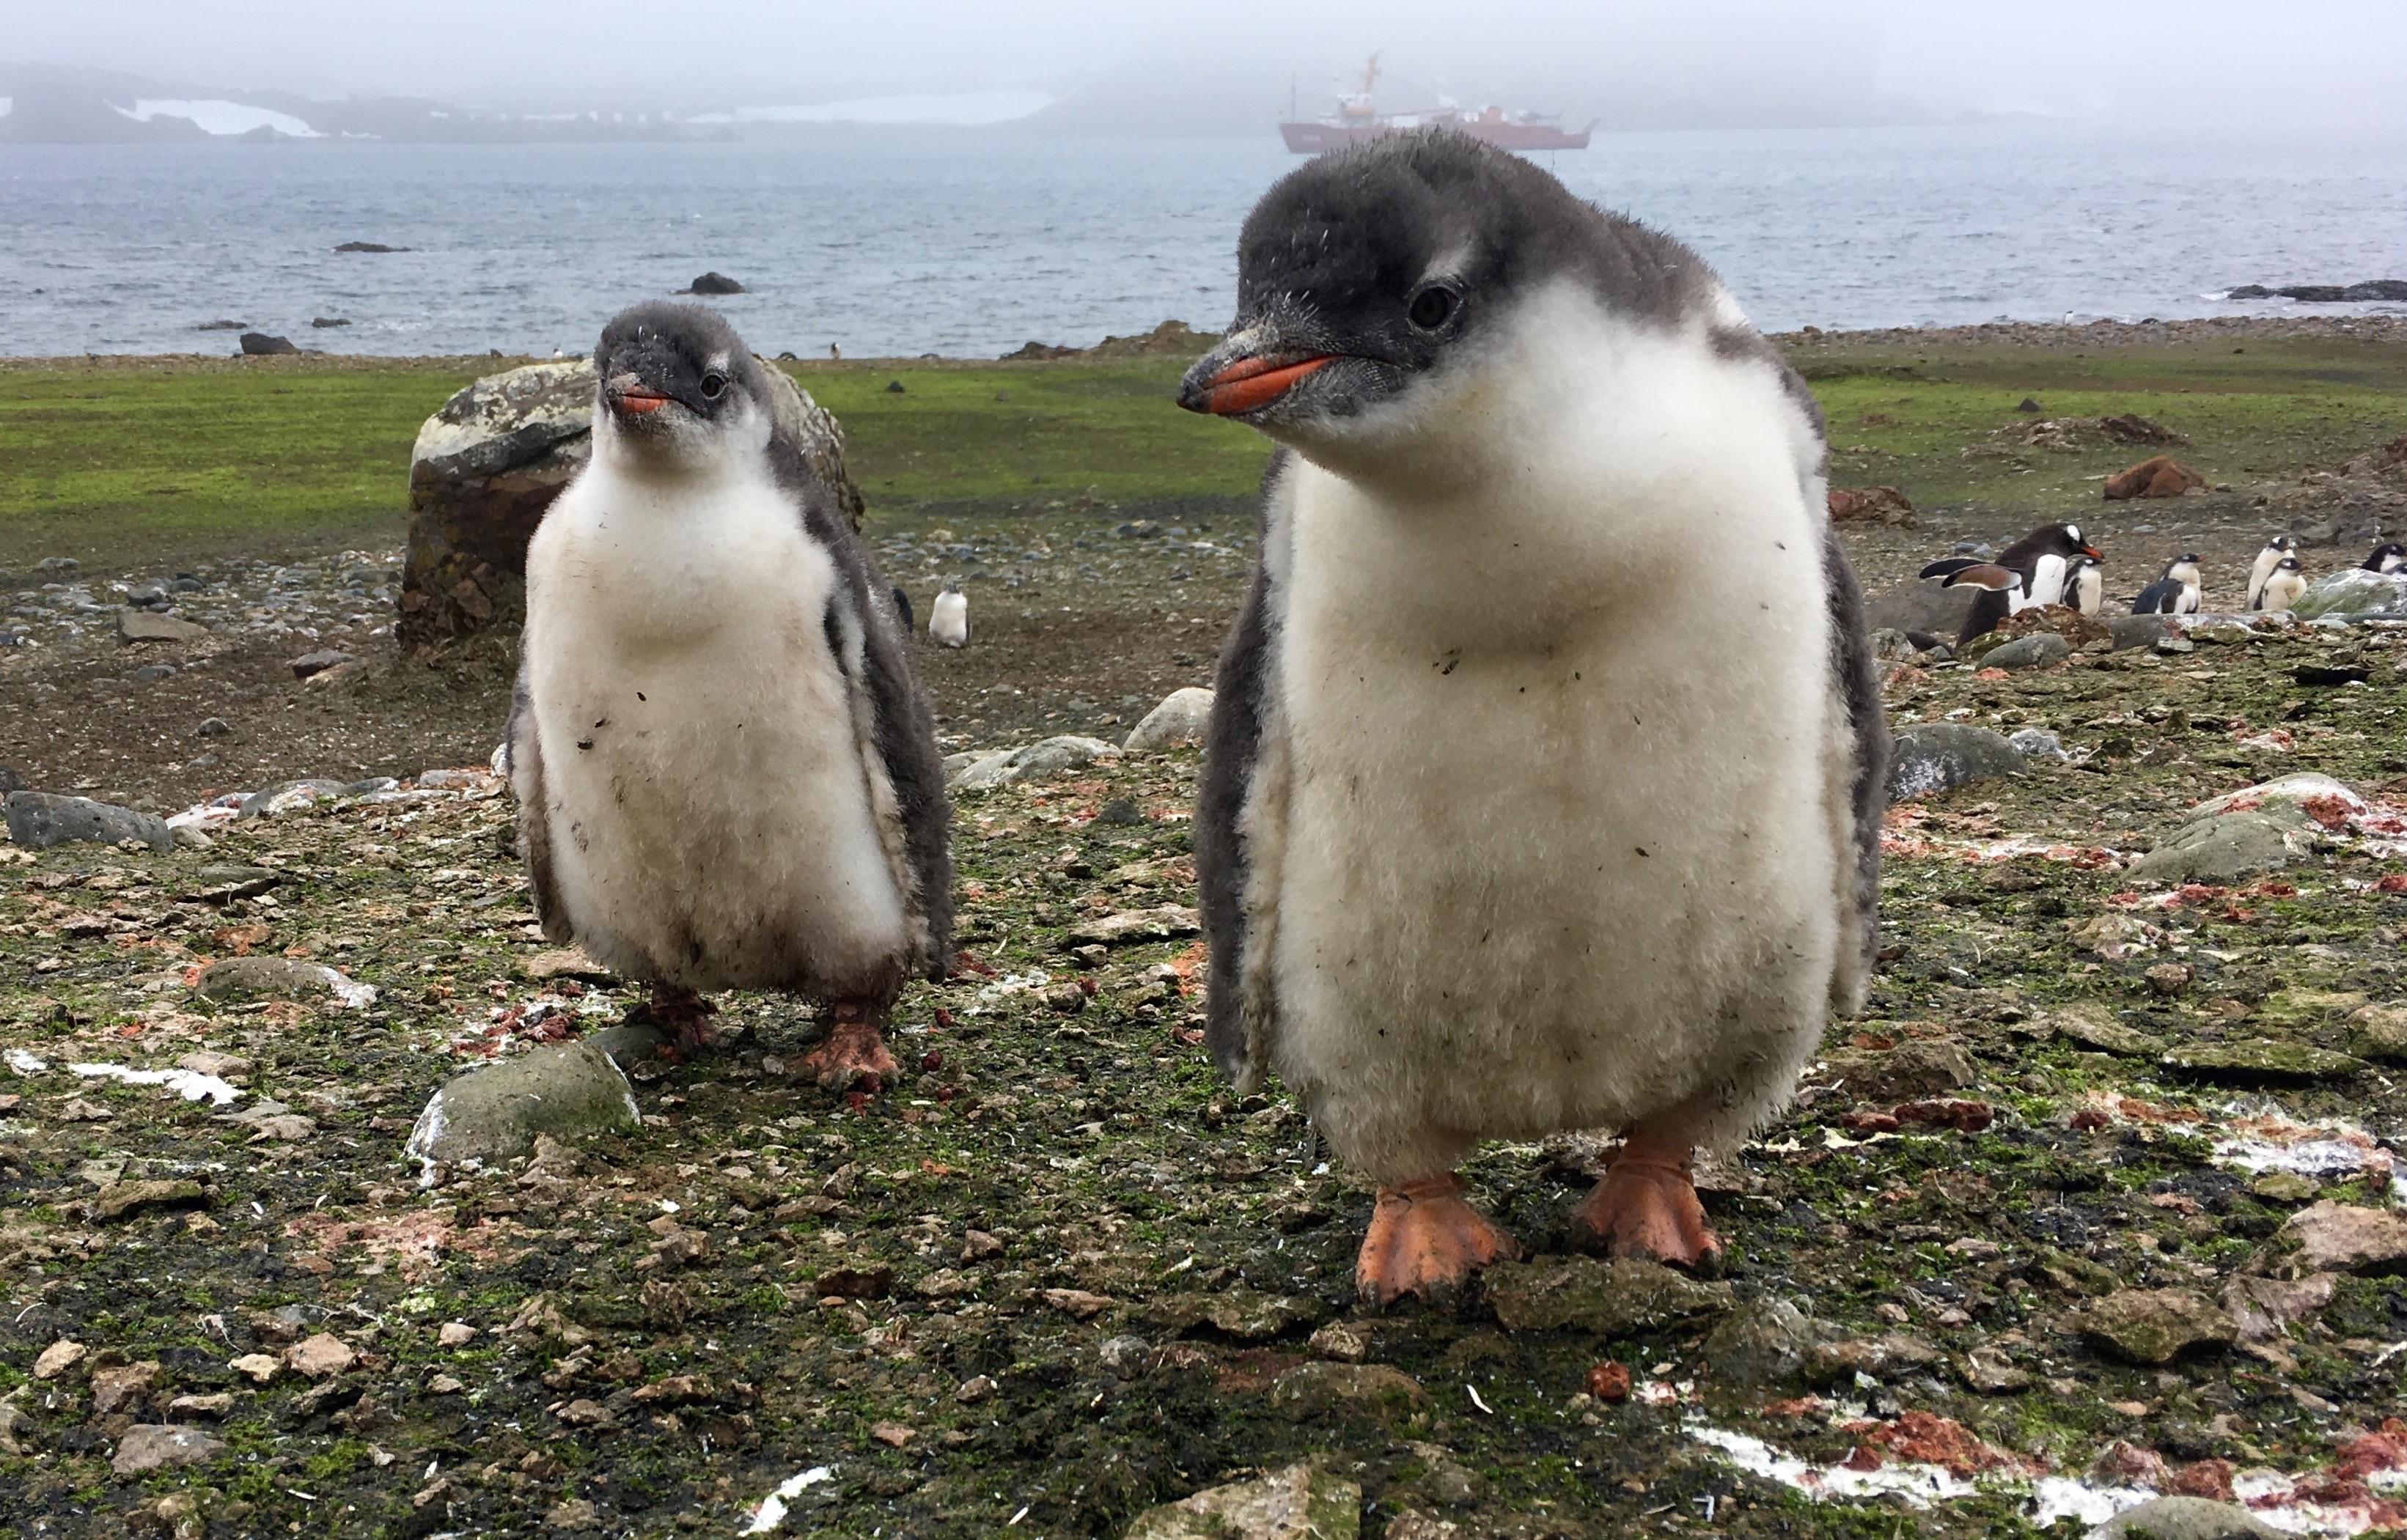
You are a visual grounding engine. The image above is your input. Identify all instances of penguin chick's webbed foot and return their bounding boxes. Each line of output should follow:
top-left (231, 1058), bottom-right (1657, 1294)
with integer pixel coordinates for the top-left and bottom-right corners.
top-left (1573, 1131), bottom-right (1723, 1273)
top-left (1356, 1174), bottom-right (1519, 1307)
top-left (801, 1001), bottom-right (899, 1094)
top-left (638, 986), bottom-right (719, 1064)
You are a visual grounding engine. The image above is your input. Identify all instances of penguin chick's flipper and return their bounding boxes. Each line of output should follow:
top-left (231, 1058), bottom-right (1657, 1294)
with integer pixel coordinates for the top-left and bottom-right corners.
top-left (800, 1000), bottom-right (900, 1094)
top-left (1570, 1130), bottom-right (1724, 1273)
top-left (1355, 1174), bottom-right (1521, 1307)
top-left (1929, 562), bottom-right (2021, 594)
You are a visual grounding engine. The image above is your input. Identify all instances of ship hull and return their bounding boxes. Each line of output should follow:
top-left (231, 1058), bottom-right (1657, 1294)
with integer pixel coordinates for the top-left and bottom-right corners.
top-left (1279, 119), bottom-right (1590, 153)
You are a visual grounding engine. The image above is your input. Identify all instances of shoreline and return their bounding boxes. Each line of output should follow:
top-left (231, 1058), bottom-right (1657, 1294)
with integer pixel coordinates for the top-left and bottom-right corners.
top-left (6, 312), bottom-right (2407, 371)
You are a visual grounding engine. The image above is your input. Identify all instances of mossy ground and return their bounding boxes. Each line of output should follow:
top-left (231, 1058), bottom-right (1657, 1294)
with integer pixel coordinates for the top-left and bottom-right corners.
top-left (1, 327), bottom-right (2404, 1537)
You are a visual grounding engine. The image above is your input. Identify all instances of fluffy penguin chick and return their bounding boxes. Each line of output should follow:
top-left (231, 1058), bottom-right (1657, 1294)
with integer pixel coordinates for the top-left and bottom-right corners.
top-left (2260, 555), bottom-right (2307, 612)
top-left (510, 301), bottom-right (952, 1087)
top-left (930, 584), bottom-right (969, 648)
top-left (2067, 554), bottom-right (2105, 616)
top-left (2246, 534), bottom-right (2297, 611)
top-left (2131, 554), bottom-right (2202, 616)
top-left (1179, 132), bottom-right (1888, 1304)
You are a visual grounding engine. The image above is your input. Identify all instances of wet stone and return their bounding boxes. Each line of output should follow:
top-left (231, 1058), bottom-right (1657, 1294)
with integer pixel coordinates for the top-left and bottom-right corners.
top-left (1484, 1256), bottom-right (1734, 1335)
top-left (1886, 723), bottom-right (2026, 801)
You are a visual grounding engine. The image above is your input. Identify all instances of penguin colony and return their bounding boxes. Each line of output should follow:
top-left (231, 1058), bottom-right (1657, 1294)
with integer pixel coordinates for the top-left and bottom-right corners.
top-left (1919, 526), bottom-right (2374, 635)
top-left (510, 130), bottom-right (2368, 1311)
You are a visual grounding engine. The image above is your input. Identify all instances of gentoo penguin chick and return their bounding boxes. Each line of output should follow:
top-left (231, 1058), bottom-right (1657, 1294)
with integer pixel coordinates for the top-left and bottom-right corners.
top-left (929, 583), bottom-right (969, 648)
top-left (510, 301), bottom-right (952, 1088)
top-left (2246, 534), bottom-right (2298, 610)
top-left (1918, 522), bottom-right (2102, 641)
top-left (2131, 553), bottom-right (2203, 616)
top-left (2362, 542), bottom-right (2406, 575)
top-left (1180, 132), bottom-right (1887, 1304)
top-left (2065, 554), bottom-right (2105, 617)
top-left (2260, 554), bottom-right (2308, 612)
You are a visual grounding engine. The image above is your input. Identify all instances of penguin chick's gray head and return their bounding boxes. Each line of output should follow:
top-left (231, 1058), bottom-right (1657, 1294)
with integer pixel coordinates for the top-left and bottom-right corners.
top-left (1176, 130), bottom-right (1710, 472)
top-left (592, 301), bottom-right (773, 466)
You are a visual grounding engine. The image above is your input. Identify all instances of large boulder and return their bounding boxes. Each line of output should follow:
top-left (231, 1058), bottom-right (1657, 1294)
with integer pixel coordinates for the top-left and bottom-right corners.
top-left (1124, 688), bottom-right (1215, 753)
top-left (1863, 579), bottom-right (1974, 640)
top-left (397, 358), bottom-right (861, 647)
top-left (2290, 566), bottom-right (2407, 621)
top-left (4, 791), bottom-right (172, 852)
top-left (2103, 455), bottom-right (2205, 500)
top-left (1886, 723), bottom-right (2028, 802)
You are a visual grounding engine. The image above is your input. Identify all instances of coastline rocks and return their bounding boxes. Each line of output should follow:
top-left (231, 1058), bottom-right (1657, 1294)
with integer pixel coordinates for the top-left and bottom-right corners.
top-left (1123, 688), bottom-right (1214, 752)
top-left (3, 791), bottom-right (172, 852)
top-left (2289, 566), bottom-right (2407, 621)
top-left (334, 241), bottom-right (406, 253)
top-left (118, 607), bottom-right (210, 643)
top-left (397, 355), bottom-right (860, 646)
top-left (1827, 485), bottom-right (1919, 527)
top-left (2104, 455), bottom-right (2205, 500)
top-left (310, 317), bottom-right (350, 328)
top-left (2229, 280), bottom-right (2407, 303)
top-left (238, 331), bottom-right (298, 356)
top-left (405, 1042), bottom-right (642, 1176)
top-left (1886, 723), bottom-right (2027, 801)
top-left (681, 272), bottom-right (745, 295)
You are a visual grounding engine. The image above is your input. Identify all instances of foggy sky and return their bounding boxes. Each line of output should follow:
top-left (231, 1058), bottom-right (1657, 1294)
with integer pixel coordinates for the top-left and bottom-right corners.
top-left (7, 0), bottom-right (2407, 128)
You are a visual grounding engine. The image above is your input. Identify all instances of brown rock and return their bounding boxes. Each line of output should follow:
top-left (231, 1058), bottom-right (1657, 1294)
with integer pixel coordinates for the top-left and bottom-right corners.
top-left (284, 1333), bottom-right (358, 1380)
top-left (112, 1423), bottom-right (224, 1476)
top-left (92, 1179), bottom-right (210, 1223)
top-left (1827, 486), bottom-right (1919, 527)
top-left (2278, 1201), bottom-right (2407, 1274)
top-left (2075, 1289), bottom-right (2237, 1364)
top-left (90, 1360), bottom-right (161, 1415)
top-left (2221, 1274), bottom-right (2335, 1341)
top-left (2104, 455), bottom-right (2207, 501)
top-left (1818, 1036), bottom-right (1979, 1103)
top-left (1486, 1256), bottom-right (1733, 1334)
top-left (1268, 1363), bottom-right (1427, 1426)
top-left (1122, 1462), bottom-right (1361, 1540)
top-left (32, 1339), bottom-right (86, 1379)
top-left (1040, 1287), bottom-right (1114, 1320)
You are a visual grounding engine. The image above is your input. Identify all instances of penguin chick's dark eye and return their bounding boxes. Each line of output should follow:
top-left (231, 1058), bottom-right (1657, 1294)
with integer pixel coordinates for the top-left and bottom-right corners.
top-left (699, 372), bottom-right (727, 401)
top-left (1407, 284), bottom-right (1459, 331)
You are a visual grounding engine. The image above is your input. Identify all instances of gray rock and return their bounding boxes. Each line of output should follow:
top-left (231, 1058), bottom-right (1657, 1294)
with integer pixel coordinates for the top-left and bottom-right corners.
top-left (2051, 1004), bottom-right (2167, 1058)
top-left (238, 331), bottom-right (298, 355)
top-left (2125, 812), bottom-right (2313, 885)
top-left (2089, 1496), bottom-right (2283, 1539)
top-left (400, 356), bottom-right (859, 646)
top-left (196, 717), bottom-right (232, 738)
top-left (1863, 580), bottom-right (1974, 638)
top-left (288, 649), bottom-right (354, 679)
top-left (682, 271), bottom-right (746, 295)
top-left (117, 607), bottom-right (210, 643)
top-left (129, 663), bottom-right (177, 682)
top-left (1699, 1298), bottom-right (1835, 1388)
top-left (36, 556), bottom-right (81, 573)
top-left (1123, 687), bottom-right (1216, 753)
top-left (1886, 723), bottom-right (2026, 801)
top-left (584, 1022), bottom-right (672, 1072)
top-left (1818, 1035), bottom-right (1978, 1102)
top-left (194, 956), bottom-right (375, 1006)
top-left (950, 735), bottom-right (1121, 792)
top-left (2102, 614), bottom-right (2180, 650)
top-left (2074, 1289), bottom-right (2237, 1365)
top-left (240, 779), bottom-right (353, 818)
top-left (3, 791), bottom-right (172, 852)
top-left (1123, 1463), bottom-right (1360, 1540)
top-left (2289, 566), bottom-right (2407, 622)
top-left (405, 1042), bottom-right (642, 1175)
top-left (180, 865), bottom-right (282, 902)
top-left (2009, 727), bottom-right (2068, 760)
top-left (1982, 632), bottom-right (2070, 670)
top-left (2347, 1003), bottom-right (2407, 1065)
top-left (112, 1423), bottom-right (226, 1475)
top-left (0, 766), bottom-right (21, 794)
top-left (1485, 1256), bottom-right (1733, 1334)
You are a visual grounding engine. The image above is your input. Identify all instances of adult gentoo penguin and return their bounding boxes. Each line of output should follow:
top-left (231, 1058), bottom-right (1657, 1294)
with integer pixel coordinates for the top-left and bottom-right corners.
top-left (510, 302), bottom-right (952, 1088)
top-left (2260, 554), bottom-right (2308, 612)
top-left (2065, 554), bottom-right (2105, 617)
top-left (1917, 522), bottom-right (2103, 642)
top-left (1178, 132), bottom-right (1887, 1303)
top-left (929, 584), bottom-right (969, 648)
top-left (2131, 553), bottom-right (2203, 616)
top-left (2362, 542), bottom-right (2406, 575)
top-left (2246, 534), bottom-right (2297, 610)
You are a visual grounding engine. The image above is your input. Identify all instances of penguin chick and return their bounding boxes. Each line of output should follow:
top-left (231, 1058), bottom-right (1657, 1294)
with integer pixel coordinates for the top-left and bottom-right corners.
top-left (930, 584), bottom-right (970, 648)
top-left (2246, 534), bottom-right (2297, 610)
top-left (2362, 542), bottom-right (2405, 575)
top-left (2131, 553), bottom-right (2202, 616)
top-left (2065, 554), bottom-right (2105, 616)
top-left (510, 301), bottom-right (952, 1088)
top-left (2260, 554), bottom-right (2307, 612)
top-left (1917, 523), bottom-right (2101, 641)
top-left (1179, 131), bottom-right (1886, 1305)
top-left (889, 586), bottom-right (914, 633)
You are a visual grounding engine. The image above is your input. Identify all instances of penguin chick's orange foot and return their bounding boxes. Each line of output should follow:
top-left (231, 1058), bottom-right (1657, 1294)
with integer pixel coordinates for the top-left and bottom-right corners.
top-left (801, 1003), bottom-right (899, 1094)
top-left (1573, 1138), bottom-right (1723, 1273)
top-left (1355, 1174), bottom-right (1519, 1306)
top-left (636, 986), bottom-right (719, 1064)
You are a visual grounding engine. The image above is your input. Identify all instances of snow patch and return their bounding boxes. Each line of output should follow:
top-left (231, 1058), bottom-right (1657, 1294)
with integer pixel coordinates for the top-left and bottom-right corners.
top-left (1687, 1421), bottom-right (1980, 1504)
top-left (7, 1050), bottom-right (48, 1075)
top-left (743, 1464), bottom-right (834, 1533)
top-left (67, 1062), bottom-right (243, 1106)
top-left (117, 99), bottom-right (322, 137)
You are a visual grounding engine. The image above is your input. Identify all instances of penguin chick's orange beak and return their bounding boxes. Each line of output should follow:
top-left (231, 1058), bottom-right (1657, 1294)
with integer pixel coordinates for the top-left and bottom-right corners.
top-left (1194, 353), bottom-right (1334, 416)
top-left (612, 389), bottom-right (672, 416)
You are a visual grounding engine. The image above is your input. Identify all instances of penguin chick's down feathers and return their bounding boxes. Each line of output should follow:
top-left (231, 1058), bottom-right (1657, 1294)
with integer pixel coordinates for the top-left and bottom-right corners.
top-left (509, 301), bottom-right (952, 1004)
top-left (929, 586), bottom-right (969, 648)
top-left (2260, 556), bottom-right (2308, 612)
top-left (2246, 535), bottom-right (2297, 610)
top-left (1184, 131), bottom-right (1887, 1186)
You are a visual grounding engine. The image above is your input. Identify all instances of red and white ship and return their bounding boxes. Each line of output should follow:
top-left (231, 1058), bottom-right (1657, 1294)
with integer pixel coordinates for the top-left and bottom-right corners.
top-left (1278, 55), bottom-right (1593, 153)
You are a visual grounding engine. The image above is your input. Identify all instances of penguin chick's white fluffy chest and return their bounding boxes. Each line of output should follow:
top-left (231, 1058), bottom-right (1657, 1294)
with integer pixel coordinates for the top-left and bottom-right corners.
top-left (521, 446), bottom-right (909, 993)
top-left (1252, 291), bottom-right (1851, 1184)
top-left (930, 589), bottom-right (969, 647)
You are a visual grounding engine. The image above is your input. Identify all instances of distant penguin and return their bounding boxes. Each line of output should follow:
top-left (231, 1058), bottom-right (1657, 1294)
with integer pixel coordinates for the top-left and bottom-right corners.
top-left (2362, 542), bottom-right (2406, 575)
top-left (510, 301), bottom-right (952, 1088)
top-left (930, 584), bottom-right (969, 648)
top-left (2066, 554), bottom-right (2105, 616)
top-left (2131, 553), bottom-right (2203, 616)
top-left (2246, 534), bottom-right (2298, 610)
top-left (1180, 131), bottom-right (1886, 1304)
top-left (2260, 554), bottom-right (2307, 612)
top-left (1918, 522), bottom-right (2103, 641)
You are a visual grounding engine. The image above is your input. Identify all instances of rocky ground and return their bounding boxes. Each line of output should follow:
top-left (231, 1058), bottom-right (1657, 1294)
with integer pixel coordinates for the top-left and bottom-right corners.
top-left (2, 328), bottom-right (2406, 1539)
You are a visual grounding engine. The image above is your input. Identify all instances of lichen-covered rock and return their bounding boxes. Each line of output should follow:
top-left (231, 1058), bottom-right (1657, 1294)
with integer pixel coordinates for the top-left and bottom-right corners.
top-left (195, 956), bottom-right (375, 1007)
top-left (1485, 1256), bottom-right (1733, 1335)
top-left (2160, 1040), bottom-right (2367, 1084)
top-left (398, 356), bottom-right (860, 647)
top-left (1983, 632), bottom-right (2070, 670)
top-left (1122, 1462), bottom-right (1360, 1539)
top-left (1886, 723), bottom-right (2026, 801)
top-left (2074, 1289), bottom-right (2237, 1364)
top-left (2125, 775), bottom-right (2356, 886)
top-left (2, 791), bottom-right (172, 852)
top-left (1267, 1363), bottom-right (1426, 1426)
top-left (1123, 688), bottom-right (1215, 753)
top-left (405, 1041), bottom-right (641, 1176)
top-left (952, 736), bottom-right (1122, 791)
top-left (1818, 1036), bottom-right (1978, 1102)
top-left (2289, 565), bottom-right (2407, 621)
